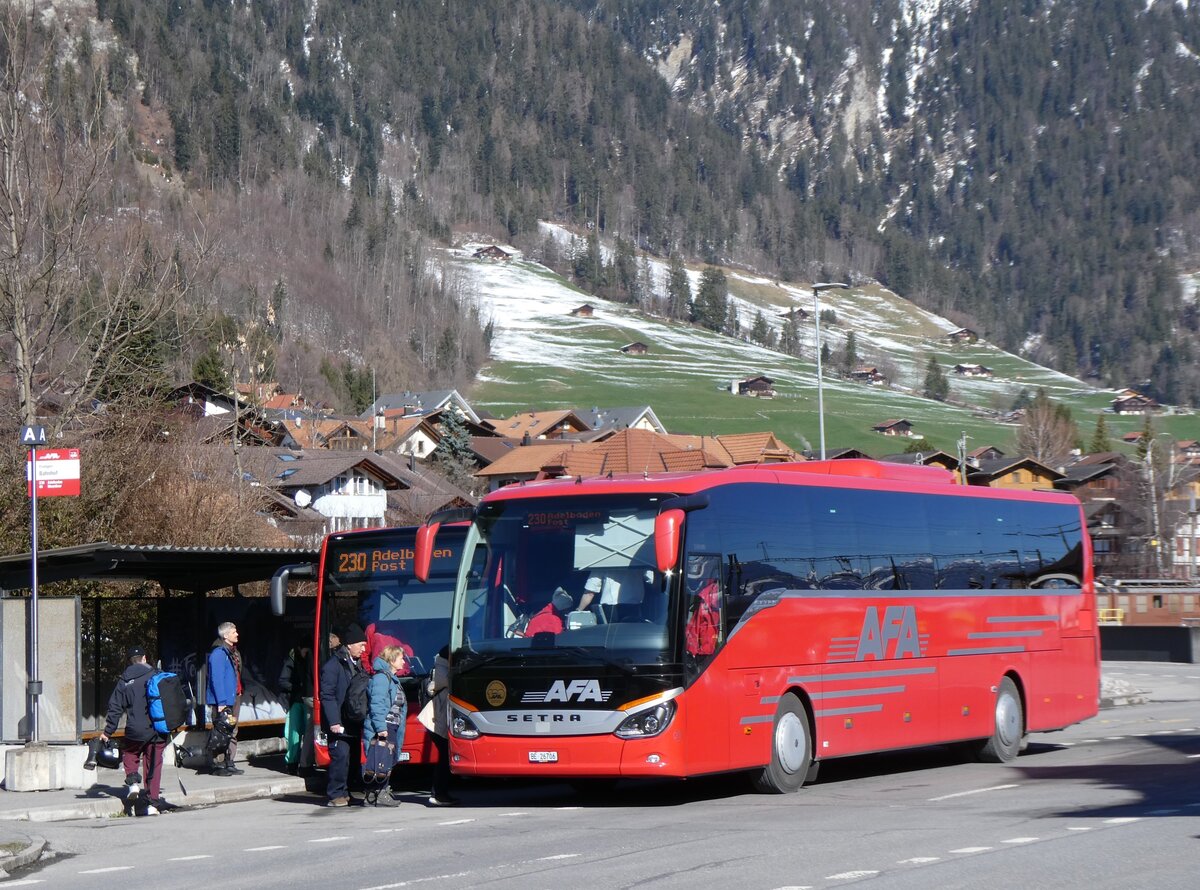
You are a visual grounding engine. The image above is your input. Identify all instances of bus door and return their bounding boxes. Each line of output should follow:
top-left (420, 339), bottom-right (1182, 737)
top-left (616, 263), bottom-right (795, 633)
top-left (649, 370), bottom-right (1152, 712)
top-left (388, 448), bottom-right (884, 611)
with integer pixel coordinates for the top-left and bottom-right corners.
top-left (681, 551), bottom-right (729, 773)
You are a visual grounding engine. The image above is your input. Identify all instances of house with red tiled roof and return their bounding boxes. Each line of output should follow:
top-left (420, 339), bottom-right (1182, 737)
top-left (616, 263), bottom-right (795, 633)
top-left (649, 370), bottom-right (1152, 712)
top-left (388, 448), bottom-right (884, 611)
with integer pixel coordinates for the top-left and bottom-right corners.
top-left (372, 412), bottom-right (442, 459)
top-left (484, 409), bottom-right (592, 441)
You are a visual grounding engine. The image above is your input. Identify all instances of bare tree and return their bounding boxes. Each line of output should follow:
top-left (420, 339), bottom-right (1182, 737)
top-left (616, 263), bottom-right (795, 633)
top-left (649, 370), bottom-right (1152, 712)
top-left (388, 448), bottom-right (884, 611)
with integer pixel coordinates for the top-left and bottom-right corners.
top-left (0, 8), bottom-right (209, 431)
top-left (1014, 391), bottom-right (1079, 463)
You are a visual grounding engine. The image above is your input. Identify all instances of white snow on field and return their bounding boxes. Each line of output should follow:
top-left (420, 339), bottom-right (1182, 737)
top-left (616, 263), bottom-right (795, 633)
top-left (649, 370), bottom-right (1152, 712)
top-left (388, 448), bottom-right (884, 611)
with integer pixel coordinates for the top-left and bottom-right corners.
top-left (447, 223), bottom-right (1099, 410)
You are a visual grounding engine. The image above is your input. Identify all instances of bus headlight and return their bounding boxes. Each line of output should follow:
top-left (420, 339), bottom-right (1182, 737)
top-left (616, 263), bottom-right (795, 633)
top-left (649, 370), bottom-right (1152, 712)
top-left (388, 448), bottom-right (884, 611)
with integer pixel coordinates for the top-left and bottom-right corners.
top-left (450, 710), bottom-right (480, 740)
top-left (614, 700), bottom-right (675, 739)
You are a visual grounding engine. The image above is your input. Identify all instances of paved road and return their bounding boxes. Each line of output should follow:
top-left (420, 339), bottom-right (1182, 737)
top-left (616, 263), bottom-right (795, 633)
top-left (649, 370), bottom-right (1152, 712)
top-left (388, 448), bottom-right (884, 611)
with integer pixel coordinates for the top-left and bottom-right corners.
top-left (12, 663), bottom-right (1199, 890)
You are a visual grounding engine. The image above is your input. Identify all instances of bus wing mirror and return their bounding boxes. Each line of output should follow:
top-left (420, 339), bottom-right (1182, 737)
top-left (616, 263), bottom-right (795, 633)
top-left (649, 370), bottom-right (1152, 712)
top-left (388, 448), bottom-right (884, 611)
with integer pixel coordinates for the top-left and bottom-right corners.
top-left (415, 523), bottom-right (441, 583)
top-left (269, 563), bottom-right (314, 616)
top-left (655, 508), bottom-right (685, 573)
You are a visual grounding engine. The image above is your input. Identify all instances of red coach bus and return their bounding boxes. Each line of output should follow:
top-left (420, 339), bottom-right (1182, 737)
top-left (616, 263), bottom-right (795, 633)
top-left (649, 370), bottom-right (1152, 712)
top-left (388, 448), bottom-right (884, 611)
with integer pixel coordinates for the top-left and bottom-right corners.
top-left (419, 460), bottom-right (1098, 792)
top-left (298, 524), bottom-right (466, 768)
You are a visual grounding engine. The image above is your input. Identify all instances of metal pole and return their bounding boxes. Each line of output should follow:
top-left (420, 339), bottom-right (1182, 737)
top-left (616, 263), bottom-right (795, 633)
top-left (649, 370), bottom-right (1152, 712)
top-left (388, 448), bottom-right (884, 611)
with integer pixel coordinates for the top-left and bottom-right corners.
top-left (28, 446), bottom-right (40, 742)
top-left (811, 283), bottom-right (850, 461)
top-left (813, 288), bottom-right (825, 460)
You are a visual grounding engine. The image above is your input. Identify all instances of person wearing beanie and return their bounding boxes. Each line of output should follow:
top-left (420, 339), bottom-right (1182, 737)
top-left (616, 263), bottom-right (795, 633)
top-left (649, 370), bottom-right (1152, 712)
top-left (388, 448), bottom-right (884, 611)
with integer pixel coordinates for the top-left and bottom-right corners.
top-left (99, 646), bottom-right (169, 816)
top-left (525, 588), bottom-right (576, 635)
top-left (318, 622), bottom-right (369, 807)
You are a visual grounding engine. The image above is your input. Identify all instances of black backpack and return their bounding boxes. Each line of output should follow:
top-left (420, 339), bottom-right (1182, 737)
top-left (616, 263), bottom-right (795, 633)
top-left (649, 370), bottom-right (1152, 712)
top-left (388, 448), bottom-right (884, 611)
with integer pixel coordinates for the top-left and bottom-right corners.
top-left (342, 669), bottom-right (371, 724)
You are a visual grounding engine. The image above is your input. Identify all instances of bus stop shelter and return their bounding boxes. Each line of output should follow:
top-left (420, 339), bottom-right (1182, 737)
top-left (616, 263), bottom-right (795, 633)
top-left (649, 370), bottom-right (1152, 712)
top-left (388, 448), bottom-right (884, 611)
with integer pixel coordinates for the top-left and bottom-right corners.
top-left (0, 542), bottom-right (318, 744)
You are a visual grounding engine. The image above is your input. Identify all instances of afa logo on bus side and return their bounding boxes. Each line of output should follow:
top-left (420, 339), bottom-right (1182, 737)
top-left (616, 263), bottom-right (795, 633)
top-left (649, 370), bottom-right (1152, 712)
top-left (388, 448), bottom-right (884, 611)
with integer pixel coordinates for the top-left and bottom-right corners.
top-left (855, 605), bottom-right (923, 660)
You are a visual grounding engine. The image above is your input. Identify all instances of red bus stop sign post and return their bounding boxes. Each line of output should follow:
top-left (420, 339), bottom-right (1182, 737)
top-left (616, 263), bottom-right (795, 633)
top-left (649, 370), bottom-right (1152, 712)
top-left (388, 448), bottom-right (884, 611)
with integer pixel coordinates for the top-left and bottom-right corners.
top-left (19, 426), bottom-right (81, 743)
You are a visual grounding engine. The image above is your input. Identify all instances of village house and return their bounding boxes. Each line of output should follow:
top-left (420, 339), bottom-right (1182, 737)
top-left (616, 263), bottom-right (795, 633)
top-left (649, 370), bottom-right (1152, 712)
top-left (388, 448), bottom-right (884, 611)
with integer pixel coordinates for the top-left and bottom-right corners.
top-left (1111, 392), bottom-right (1161, 415)
top-left (620, 341), bottom-right (649, 356)
top-left (370, 412), bottom-right (442, 458)
top-left (966, 456), bottom-right (1064, 490)
top-left (363, 389), bottom-right (480, 425)
top-left (882, 449), bottom-right (965, 482)
top-left (574, 406), bottom-right (667, 435)
top-left (953, 363), bottom-right (993, 378)
top-left (732, 375), bottom-right (776, 398)
top-left (472, 244), bottom-right (512, 262)
top-left (484, 409), bottom-right (592, 441)
top-left (235, 381), bottom-right (282, 404)
top-left (849, 366), bottom-right (887, 385)
top-left (569, 303), bottom-right (596, 317)
top-left (968, 445), bottom-right (1007, 462)
top-left (1054, 452), bottom-right (1130, 501)
top-left (871, 418), bottom-right (915, 437)
top-left (945, 328), bottom-right (979, 344)
top-left (1121, 431), bottom-right (1144, 446)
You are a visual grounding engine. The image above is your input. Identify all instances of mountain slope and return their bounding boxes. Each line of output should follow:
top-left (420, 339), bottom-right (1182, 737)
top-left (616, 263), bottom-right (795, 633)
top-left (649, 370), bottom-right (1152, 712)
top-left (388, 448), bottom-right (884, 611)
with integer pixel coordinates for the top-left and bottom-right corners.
top-left (453, 227), bottom-right (1199, 454)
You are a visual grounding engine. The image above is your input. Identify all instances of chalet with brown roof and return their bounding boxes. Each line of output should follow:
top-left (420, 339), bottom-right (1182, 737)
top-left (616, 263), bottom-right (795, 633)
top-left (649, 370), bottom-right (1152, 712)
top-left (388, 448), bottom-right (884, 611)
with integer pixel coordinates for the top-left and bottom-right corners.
top-left (371, 412), bottom-right (441, 458)
top-left (871, 419), bottom-right (915, 437)
top-left (473, 245), bottom-right (512, 262)
top-left (849, 366), bottom-right (887, 385)
top-left (485, 409), bottom-right (592, 441)
top-left (474, 428), bottom-right (725, 492)
top-left (569, 303), bottom-right (596, 317)
top-left (779, 307), bottom-right (809, 321)
top-left (966, 456), bottom-right (1064, 490)
top-left (968, 445), bottom-right (1006, 461)
top-left (882, 450), bottom-right (965, 483)
top-left (620, 341), bottom-right (649, 355)
top-left (1054, 453), bottom-right (1129, 500)
top-left (1111, 393), bottom-right (1160, 415)
top-left (1178, 440), bottom-right (1200, 460)
top-left (664, 432), bottom-right (801, 466)
top-left (953, 363), bottom-right (993, 378)
top-left (732, 375), bottom-right (776, 398)
top-left (262, 392), bottom-right (310, 411)
top-left (946, 328), bottom-right (978, 344)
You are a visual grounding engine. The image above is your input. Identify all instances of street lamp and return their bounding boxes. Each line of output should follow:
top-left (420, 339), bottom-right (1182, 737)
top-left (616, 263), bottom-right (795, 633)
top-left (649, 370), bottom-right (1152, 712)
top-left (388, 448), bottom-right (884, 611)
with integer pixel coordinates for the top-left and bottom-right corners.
top-left (812, 281), bottom-right (851, 460)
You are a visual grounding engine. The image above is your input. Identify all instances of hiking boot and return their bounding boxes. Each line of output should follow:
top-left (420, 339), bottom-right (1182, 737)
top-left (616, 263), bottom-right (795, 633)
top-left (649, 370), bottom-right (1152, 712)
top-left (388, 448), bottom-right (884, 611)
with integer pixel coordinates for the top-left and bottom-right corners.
top-left (373, 791), bottom-right (402, 807)
top-left (326, 796), bottom-right (350, 808)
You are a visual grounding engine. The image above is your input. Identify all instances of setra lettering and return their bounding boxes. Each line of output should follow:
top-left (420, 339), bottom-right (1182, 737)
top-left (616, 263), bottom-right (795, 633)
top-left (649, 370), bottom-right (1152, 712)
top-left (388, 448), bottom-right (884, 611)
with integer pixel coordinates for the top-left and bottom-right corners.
top-left (855, 605), bottom-right (922, 660)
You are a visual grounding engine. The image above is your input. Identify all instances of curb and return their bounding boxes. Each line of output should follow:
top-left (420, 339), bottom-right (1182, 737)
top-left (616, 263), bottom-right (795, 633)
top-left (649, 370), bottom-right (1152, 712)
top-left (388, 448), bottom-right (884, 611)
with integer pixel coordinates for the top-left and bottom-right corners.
top-left (0, 835), bottom-right (47, 876)
top-left (0, 776), bottom-right (310, 824)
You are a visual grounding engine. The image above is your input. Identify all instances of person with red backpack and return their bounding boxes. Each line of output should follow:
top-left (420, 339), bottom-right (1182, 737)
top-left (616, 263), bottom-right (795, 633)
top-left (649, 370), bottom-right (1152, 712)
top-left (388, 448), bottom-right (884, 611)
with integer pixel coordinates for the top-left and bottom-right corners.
top-left (684, 555), bottom-right (722, 658)
top-left (98, 646), bottom-right (170, 816)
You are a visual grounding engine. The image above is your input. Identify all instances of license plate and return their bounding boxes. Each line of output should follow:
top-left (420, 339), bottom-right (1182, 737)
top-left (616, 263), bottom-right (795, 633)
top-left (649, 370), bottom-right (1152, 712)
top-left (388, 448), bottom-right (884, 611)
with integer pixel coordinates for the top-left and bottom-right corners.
top-left (396, 752), bottom-right (411, 762)
top-left (528, 751), bottom-right (558, 763)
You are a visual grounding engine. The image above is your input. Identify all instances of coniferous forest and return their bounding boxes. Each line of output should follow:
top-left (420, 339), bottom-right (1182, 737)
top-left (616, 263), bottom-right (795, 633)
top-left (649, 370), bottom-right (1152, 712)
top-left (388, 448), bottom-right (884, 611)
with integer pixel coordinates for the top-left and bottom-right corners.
top-left (5, 0), bottom-right (1200, 420)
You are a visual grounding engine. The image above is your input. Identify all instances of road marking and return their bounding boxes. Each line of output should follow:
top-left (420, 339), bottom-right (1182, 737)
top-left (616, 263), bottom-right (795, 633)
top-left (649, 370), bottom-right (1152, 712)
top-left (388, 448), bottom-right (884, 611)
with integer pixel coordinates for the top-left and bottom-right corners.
top-left (555, 806), bottom-right (582, 810)
top-left (1002, 837), bottom-right (1038, 844)
top-left (2, 880), bottom-right (45, 886)
top-left (825, 871), bottom-right (879, 880)
top-left (437, 819), bottom-right (474, 826)
top-left (950, 847), bottom-right (992, 854)
top-left (309, 835), bottom-right (351, 843)
top-left (499, 811), bottom-right (530, 816)
top-left (1103, 817), bottom-right (1141, 824)
top-left (771, 885), bottom-right (813, 889)
top-left (535, 854), bottom-right (581, 861)
top-left (359, 871), bottom-right (473, 889)
top-left (245, 845), bottom-right (287, 851)
top-left (1105, 736), bottom-right (1126, 740)
top-left (79, 867), bottom-right (135, 874)
top-left (374, 828), bottom-right (404, 833)
top-left (168, 855), bottom-right (213, 861)
top-left (1186, 754), bottom-right (1200, 759)
top-left (1066, 827), bottom-right (1092, 831)
top-left (928, 783), bottom-right (1018, 801)
top-left (897, 857), bottom-right (941, 864)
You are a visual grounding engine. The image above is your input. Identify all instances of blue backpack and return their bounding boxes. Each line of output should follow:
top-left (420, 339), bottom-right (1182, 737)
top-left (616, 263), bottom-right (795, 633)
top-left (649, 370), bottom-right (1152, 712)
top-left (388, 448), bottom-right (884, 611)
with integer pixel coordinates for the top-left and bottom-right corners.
top-left (147, 671), bottom-right (189, 735)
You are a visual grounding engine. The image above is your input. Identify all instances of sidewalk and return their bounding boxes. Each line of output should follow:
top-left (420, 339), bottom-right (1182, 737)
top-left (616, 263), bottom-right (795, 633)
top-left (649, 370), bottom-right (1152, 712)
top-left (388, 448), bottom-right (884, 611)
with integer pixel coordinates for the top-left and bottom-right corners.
top-left (0, 747), bottom-right (310, 878)
top-left (0, 668), bottom-right (1158, 876)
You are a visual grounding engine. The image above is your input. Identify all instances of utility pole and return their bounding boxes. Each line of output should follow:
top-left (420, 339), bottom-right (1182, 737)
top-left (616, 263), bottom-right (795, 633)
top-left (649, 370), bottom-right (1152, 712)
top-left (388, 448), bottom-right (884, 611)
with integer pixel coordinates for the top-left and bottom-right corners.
top-left (957, 431), bottom-right (971, 485)
top-left (812, 282), bottom-right (851, 460)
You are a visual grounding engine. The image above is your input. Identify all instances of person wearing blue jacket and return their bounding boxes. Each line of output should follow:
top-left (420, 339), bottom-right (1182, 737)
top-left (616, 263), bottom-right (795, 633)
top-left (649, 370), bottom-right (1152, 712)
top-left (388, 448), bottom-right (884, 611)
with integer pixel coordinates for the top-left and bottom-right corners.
top-left (365, 645), bottom-right (408, 807)
top-left (204, 622), bottom-right (243, 776)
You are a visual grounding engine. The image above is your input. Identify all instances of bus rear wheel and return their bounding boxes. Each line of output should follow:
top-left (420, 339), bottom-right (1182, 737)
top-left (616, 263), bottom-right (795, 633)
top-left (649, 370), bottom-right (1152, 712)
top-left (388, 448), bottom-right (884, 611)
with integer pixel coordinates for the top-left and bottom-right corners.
top-left (753, 692), bottom-right (813, 794)
top-left (974, 676), bottom-right (1024, 763)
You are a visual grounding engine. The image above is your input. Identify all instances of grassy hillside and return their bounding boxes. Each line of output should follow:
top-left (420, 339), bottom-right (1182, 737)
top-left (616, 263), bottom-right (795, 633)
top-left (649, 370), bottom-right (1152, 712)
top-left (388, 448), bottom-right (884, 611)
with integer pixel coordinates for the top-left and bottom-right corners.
top-left (451, 236), bottom-right (1200, 458)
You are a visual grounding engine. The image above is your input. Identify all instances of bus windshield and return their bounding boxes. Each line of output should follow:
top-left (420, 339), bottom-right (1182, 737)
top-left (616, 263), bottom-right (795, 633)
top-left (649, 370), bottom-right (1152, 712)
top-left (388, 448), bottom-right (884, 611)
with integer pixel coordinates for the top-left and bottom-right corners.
top-left (454, 495), bottom-right (673, 661)
top-left (323, 530), bottom-right (462, 676)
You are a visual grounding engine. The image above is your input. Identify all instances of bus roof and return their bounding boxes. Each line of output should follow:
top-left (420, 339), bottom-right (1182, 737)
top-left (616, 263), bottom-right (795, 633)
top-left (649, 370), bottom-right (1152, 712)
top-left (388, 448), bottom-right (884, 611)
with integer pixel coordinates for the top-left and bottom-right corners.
top-left (480, 459), bottom-right (1082, 507)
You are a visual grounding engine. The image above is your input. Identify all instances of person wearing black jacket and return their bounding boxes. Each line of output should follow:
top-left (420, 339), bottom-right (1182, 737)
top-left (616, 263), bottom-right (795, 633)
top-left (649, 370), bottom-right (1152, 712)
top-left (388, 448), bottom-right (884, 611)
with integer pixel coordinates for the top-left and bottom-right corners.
top-left (318, 623), bottom-right (368, 807)
top-left (278, 636), bottom-right (313, 775)
top-left (99, 646), bottom-right (169, 816)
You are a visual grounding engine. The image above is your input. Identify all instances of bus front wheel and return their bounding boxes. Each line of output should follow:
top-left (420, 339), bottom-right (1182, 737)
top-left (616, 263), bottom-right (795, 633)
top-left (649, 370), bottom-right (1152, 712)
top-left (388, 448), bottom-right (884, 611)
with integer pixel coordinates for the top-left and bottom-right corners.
top-left (974, 676), bottom-right (1024, 763)
top-left (753, 692), bottom-right (813, 794)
